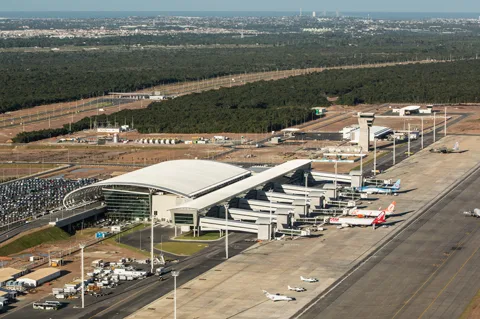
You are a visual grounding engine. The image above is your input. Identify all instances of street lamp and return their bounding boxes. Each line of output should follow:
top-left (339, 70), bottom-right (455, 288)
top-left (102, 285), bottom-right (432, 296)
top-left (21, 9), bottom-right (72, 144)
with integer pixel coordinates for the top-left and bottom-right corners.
top-left (421, 117), bottom-right (424, 149)
top-left (172, 270), bottom-right (180, 319)
top-left (268, 189), bottom-right (274, 238)
top-left (407, 122), bottom-right (411, 157)
top-left (149, 189), bottom-right (154, 274)
top-left (224, 204), bottom-right (229, 259)
top-left (79, 244), bottom-right (85, 309)
top-left (444, 107), bottom-right (447, 137)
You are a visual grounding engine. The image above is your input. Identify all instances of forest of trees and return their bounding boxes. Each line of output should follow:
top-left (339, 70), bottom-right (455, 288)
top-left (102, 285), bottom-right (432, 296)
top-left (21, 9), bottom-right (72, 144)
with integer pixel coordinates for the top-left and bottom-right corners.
top-left (11, 58), bottom-right (480, 142)
top-left (2, 31), bottom-right (479, 115)
top-left (91, 59), bottom-right (480, 134)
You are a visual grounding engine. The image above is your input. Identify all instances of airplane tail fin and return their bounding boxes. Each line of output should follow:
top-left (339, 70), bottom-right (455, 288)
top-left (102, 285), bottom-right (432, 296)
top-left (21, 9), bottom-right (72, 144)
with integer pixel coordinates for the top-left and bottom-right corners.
top-left (453, 141), bottom-right (459, 151)
top-left (288, 285), bottom-right (292, 290)
top-left (385, 201), bottom-right (396, 213)
top-left (373, 212), bottom-right (387, 225)
top-left (300, 276), bottom-right (305, 281)
top-left (392, 179), bottom-right (401, 190)
top-left (262, 290), bottom-right (268, 295)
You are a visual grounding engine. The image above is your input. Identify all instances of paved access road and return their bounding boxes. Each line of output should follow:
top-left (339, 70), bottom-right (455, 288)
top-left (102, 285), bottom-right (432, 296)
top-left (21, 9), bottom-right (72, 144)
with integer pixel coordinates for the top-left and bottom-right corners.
top-left (4, 231), bottom-right (254, 319)
top-left (295, 164), bottom-right (480, 319)
top-left (0, 203), bottom-right (102, 244)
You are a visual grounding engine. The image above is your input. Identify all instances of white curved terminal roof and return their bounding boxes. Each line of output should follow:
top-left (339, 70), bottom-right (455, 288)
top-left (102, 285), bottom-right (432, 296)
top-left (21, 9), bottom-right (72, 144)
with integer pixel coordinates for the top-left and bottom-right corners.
top-left (66, 160), bottom-right (250, 201)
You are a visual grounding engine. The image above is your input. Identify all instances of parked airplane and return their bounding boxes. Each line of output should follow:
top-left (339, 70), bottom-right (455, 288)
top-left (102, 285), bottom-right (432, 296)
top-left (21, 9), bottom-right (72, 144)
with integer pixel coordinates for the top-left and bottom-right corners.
top-left (262, 290), bottom-right (295, 302)
top-left (463, 208), bottom-right (480, 218)
top-left (347, 201), bottom-right (396, 217)
top-left (288, 285), bottom-right (306, 292)
top-left (430, 141), bottom-right (460, 154)
top-left (325, 211), bottom-right (387, 229)
top-left (357, 180), bottom-right (401, 194)
top-left (300, 276), bottom-right (319, 283)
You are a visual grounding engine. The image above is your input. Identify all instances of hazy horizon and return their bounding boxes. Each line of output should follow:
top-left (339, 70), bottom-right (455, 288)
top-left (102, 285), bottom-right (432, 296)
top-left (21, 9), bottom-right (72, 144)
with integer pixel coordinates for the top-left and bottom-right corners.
top-left (1, 0), bottom-right (480, 13)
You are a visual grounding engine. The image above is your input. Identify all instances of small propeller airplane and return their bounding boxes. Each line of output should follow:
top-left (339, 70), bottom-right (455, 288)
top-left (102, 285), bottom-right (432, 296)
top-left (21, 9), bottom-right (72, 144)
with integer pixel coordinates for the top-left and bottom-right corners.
top-left (288, 285), bottom-right (306, 292)
top-left (300, 276), bottom-right (319, 283)
top-left (262, 290), bottom-right (295, 302)
top-left (430, 141), bottom-right (460, 154)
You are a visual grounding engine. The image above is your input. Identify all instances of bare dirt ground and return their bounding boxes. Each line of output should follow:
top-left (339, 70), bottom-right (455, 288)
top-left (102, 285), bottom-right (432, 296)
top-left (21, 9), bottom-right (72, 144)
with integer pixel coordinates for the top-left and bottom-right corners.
top-left (444, 105), bottom-right (480, 134)
top-left (0, 99), bottom-right (150, 143)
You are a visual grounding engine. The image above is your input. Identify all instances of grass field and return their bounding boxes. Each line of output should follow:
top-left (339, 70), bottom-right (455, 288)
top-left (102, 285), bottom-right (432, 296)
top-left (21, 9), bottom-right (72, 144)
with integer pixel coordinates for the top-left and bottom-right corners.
top-left (105, 223), bottom-right (150, 256)
top-left (175, 231), bottom-right (223, 241)
top-left (0, 227), bottom-right (70, 256)
top-left (155, 242), bottom-right (209, 256)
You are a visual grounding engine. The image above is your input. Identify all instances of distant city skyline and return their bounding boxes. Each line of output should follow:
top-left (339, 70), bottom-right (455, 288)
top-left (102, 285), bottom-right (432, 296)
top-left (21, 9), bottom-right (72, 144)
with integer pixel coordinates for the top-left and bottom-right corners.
top-left (1, 0), bottom-right (480, 13)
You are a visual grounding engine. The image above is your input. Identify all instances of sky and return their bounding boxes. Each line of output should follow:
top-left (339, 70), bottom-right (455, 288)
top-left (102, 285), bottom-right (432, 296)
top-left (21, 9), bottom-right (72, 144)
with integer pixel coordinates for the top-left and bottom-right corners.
top-left (0, 0), bottom-right (479, 12)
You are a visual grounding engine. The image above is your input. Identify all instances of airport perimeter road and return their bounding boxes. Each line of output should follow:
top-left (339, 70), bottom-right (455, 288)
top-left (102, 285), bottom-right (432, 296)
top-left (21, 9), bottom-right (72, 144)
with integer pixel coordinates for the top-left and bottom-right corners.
top-left (4, 232), bottom-right (254, 319)
top-left (295, 165), bottom-right (480, 319)
top-left (0, 203), bottom-right (102, 244)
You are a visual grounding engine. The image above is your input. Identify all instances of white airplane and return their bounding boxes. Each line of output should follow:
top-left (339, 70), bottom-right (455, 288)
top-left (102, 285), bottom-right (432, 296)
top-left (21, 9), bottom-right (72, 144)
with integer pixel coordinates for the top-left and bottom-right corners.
top-left (347, 201), bottom-right (396, 218)
top-left (288, 285), bottom-right (306, 292)
top-left (300, 276), bottom-right (319, 283)
top-left (463, 208), bottom-right (480, 218)
top-left (262, 290), bottom-right (295, 302)
top-left (325, 211), bottom-right (387, 229)
top-left (357, 179), bottom-right (401, 195)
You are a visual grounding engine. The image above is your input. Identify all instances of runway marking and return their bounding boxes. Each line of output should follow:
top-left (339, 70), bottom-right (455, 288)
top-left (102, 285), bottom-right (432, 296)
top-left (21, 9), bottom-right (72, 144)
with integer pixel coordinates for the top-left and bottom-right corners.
top-left (391, 224), bottom-right (480, 319)
top-left (417, 244), bottom-right (480, 319)
top-left (293, 164), bottom-right (480, 319)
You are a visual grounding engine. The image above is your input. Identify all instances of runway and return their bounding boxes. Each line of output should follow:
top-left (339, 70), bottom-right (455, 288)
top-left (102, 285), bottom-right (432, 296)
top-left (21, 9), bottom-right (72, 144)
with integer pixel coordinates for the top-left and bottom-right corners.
top-left (295, 164), bottom-right (480, 319)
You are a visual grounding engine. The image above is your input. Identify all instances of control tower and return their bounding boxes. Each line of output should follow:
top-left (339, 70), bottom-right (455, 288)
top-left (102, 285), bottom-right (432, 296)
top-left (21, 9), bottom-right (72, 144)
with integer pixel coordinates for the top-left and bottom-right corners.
top-left (357, 112), bottom-right (375, 151)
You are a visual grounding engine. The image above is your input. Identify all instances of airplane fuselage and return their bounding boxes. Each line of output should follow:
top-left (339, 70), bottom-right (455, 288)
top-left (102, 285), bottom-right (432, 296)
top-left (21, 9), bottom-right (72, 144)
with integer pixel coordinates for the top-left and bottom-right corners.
top-left (327, 216), bottom-right (376, 226)
top-left (348, 209), bottom-right (386, 217)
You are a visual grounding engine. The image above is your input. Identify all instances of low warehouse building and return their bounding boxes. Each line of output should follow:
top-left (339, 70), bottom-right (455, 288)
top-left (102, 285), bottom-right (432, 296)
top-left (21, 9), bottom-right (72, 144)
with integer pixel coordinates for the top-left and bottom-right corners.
top-left (17, 268), bottom-right (61, 288)
top-left (0, 268), bottom-right (26, 287)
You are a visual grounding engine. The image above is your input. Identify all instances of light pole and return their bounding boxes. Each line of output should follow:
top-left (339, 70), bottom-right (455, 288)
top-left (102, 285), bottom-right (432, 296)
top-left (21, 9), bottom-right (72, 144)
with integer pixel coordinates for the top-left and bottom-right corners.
top-left (421, 117), bottom-right (424, 149)
top-left (303, 172), bottom-right (309, 215)
top-left (407, 123), bottom-right (411, 157)
top-left (334, 161), bottom-right (338, 198)
top-left (172, 270), bottom-right (180, 319)
top-left (79, 244), bottom-right (85, 309)
top-left (433, 112), bottom-right (436, 143)
top-left (444, 107), bottom-right (447, 137)
top-left (224, 204), bottom-right (229, 259)
top-left (373, 139), bottom-right (377, 176)
top-left (393, 134), bottom-right (396, 166)
top-left (149, 189), bottom-right (154, 274)
top-left (268, 189), bottom-right (274, 238)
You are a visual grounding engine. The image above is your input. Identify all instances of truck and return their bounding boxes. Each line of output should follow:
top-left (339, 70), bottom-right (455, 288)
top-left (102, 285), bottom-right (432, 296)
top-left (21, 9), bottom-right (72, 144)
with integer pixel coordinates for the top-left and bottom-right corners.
top-left (33, 301), bottom-right (61, 310)
top-left (155, 267), bottom-right (167, 276)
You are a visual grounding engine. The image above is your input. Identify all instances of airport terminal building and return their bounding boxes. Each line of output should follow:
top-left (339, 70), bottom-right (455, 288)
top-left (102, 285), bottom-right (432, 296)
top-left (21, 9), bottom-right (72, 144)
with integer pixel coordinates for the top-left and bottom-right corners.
top-left (63, 160), bottom-right (251, 222)
top-left (63, 159), bottom-right (314, 236)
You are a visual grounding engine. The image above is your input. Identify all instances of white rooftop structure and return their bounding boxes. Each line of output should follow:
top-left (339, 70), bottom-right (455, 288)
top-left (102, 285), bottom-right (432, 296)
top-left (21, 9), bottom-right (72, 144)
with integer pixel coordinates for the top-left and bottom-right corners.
top-left (170, 159), bottom-right (311, 219)
top-left (63, 160), bottom-right (251, 207)
top-left (343, 125), bottom-right (392, 144)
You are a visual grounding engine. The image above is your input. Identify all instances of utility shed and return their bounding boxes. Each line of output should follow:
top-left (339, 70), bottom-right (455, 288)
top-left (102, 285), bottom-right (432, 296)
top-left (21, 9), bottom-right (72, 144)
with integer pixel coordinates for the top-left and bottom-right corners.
top-left (0, 268), bottom-right (25, 287)
top-left (17, 268), bottom-right (61, 287)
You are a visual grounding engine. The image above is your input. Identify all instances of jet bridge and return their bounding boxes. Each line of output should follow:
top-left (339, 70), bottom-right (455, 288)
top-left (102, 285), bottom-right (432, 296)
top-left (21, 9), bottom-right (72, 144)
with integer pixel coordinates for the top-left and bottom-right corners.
top-left (239, 199), bottom-right (294, 212)
top-left (256, 190), bottom-right (309, 205)
top-left (310, 171), bottom-right (352, 183)
top-left (199, 217), bottom-right (272, 240)
top-left (228, 208), bottom-right (277, 222)
top-left (275, 184), bottom-right (326, 196)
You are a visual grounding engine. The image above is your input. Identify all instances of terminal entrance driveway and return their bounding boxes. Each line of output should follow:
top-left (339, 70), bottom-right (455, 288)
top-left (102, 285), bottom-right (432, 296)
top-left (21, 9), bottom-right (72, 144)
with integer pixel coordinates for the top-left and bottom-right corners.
top-left (295, 165), bottom-right (480, 319)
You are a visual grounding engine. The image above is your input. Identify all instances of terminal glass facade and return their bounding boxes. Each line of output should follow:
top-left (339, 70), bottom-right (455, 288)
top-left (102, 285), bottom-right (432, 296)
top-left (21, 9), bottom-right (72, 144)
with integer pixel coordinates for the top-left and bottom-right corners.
top-left (103, 188), bottom-right (150, 220)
